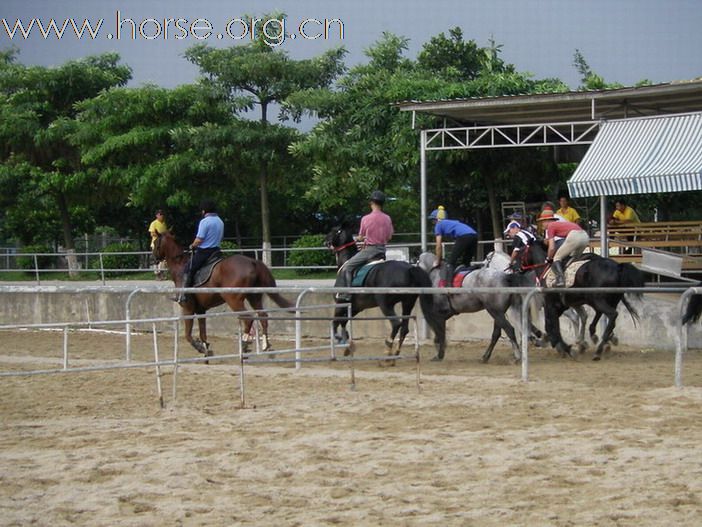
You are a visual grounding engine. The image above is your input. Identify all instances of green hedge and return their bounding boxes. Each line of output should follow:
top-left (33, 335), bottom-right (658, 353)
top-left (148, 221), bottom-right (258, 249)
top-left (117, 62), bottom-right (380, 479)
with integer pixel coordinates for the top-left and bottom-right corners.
top-left (16, 244), bottom-right (54, 272)
top-left (287, 234), bottom-right (334, 275)
top-left (91, 242), bottom-right (140, 276)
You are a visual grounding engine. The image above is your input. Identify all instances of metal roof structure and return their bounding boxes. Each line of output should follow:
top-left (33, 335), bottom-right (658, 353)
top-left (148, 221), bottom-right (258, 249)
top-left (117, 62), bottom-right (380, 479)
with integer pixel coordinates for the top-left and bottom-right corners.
top-left (398, 79), bottom-right (702, 252)
top-left (568, 112), bottom-right (702, 198)
top-left (397, 79), bottom-right (702, 125)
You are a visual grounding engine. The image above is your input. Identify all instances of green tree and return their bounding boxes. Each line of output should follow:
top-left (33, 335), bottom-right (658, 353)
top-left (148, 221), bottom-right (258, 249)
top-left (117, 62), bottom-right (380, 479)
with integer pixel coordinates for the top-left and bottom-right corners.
top-left (0, 51), bottom-right (131, 269)
top-left (184, 12), bottom-right (346, 264)
top-left (289, 30), bottom-right (568, 238)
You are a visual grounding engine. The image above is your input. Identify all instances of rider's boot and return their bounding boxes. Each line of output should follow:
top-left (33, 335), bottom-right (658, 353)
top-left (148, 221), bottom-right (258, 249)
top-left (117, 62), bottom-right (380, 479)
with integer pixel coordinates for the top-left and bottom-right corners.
top-left (552, 260), bottom-right (566, 287)
top-left (441, 264), bottom-right (454, 288)
top-left (176, 272), bottom-right (191, 304)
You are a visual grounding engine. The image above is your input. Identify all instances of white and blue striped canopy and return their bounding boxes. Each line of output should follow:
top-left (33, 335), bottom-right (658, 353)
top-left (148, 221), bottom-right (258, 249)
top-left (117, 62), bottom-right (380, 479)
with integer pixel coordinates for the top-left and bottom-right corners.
top-left (568, 112), bottom-right (702, 197)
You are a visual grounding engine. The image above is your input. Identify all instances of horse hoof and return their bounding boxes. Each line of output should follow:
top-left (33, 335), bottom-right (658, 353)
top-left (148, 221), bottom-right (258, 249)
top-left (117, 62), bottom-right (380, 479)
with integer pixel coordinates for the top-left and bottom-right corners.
top-left (343, 339), bottom-right (355, 357)
top-left (610, 336), bottom-right (619, 346)
top-left (591, 334), bottom-right (599, 345)
top-left (384, 339), bottom-right (393, 350)
top-left (480, 356), bottom-right (490, 364)
top-left (430, 355), bottom-right (443, 362)
top-left (592, 355), bottom-right (602, 361)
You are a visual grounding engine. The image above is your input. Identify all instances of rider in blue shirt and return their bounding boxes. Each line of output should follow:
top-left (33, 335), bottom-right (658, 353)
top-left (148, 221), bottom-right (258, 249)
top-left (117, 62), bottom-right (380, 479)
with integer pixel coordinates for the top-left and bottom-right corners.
top-left (429, 206), bottom-right (478, 287)
top-left (177, 200), bottom-right (224, 304)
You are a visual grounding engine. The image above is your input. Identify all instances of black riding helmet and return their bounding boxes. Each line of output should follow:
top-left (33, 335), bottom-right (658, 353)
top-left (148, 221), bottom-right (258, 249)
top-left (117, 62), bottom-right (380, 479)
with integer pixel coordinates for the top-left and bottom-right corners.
top-left (369, 190), bottom-right (385, 205)
top-left (199, 200), bottom-right (217, 213)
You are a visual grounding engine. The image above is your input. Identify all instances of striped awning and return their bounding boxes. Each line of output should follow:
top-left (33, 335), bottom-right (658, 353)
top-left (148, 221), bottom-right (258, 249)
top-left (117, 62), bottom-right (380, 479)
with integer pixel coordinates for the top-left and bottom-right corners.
top-left (568, 112), bottom-right (702, 197)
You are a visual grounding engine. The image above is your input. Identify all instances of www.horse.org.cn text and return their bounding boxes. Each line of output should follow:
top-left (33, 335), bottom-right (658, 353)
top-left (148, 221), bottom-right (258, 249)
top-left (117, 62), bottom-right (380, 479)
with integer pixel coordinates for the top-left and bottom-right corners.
top-left (1, 13), bottom-right (345, 47)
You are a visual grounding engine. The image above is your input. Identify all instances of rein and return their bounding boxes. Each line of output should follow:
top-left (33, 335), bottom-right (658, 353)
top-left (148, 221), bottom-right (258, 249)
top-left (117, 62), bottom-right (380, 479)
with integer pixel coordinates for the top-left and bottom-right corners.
top-left (332, 240), bottom-right (357, 253)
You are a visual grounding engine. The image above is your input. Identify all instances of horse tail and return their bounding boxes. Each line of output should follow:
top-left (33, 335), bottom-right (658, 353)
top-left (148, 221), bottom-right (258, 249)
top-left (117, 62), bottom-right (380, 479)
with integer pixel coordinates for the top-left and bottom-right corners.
top-left (682, 288), bottom-right (702, 325)
top-left (618, 262), bottom-right (645, 324)
top-left (409, 266), bottom-right (446, 348)
top-left (253, 260), bottom-right (295, 311)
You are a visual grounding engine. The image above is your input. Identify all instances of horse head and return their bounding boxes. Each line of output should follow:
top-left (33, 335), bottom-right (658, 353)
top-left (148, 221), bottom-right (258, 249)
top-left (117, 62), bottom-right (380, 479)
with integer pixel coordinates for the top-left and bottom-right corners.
top-left (416, 252), bottom-right (436, 274)
top-left (325, 221), bottom-right (356, 252)
top-left (152, 231), bottom-right (183, 263)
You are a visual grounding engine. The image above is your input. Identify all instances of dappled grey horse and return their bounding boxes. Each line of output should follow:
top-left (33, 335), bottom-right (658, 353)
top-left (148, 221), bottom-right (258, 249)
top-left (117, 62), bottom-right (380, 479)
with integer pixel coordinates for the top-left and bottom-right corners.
top-left (417, 252), bottom-right (522, 363)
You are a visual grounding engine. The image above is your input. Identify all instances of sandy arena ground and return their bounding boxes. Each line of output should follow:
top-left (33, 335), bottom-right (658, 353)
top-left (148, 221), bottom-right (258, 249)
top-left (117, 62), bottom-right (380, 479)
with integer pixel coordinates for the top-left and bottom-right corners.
top-left (1, 329), bottom-right (702, 526)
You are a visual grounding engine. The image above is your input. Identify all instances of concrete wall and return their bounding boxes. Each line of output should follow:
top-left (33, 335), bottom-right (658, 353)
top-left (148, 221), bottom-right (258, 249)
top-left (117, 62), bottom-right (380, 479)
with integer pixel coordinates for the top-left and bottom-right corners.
top-left (0, 284), bottom-right (700, 351)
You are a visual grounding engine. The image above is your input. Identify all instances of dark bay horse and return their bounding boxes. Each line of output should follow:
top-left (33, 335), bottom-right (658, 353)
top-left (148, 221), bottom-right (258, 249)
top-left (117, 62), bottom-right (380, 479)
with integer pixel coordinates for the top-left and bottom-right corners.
top-left (325, 224), bottom-right (445, 361)
top-left (153, 232), bottom-right (292, 356)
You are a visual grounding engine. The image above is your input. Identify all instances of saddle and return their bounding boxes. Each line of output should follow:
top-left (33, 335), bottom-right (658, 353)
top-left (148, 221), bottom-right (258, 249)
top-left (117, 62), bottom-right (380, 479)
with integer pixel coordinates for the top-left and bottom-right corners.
top-left (449, 265), bottom-right (479, 287)
top-left (350, 259), bottom-right (385, 287)
top-left (192, 250), bottom-right (225, 286)
top-left (543, 257), bottom-right (587, 288)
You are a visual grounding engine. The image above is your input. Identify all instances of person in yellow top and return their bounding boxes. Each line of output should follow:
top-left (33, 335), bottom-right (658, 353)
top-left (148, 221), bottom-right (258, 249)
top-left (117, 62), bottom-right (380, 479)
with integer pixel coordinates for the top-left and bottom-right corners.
top-left (609, 198), bottom-right (641, 225)
top-left (557, 195), bottom-right (581, 224)
top-left (148, 209), bottom-right (169, 279)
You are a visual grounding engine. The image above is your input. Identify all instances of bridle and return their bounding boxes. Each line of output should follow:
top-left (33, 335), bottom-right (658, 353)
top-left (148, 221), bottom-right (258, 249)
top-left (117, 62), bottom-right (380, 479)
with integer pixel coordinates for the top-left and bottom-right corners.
top-left (517, 244), bottom-right (550, 286)
top-left (153, 234), bottom-right (189, 263)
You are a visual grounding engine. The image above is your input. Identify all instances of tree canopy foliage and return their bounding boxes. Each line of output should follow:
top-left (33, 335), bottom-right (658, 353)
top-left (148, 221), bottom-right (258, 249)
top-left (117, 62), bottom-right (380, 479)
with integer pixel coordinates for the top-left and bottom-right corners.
top-left (2, 18), bottom-right (690, 256)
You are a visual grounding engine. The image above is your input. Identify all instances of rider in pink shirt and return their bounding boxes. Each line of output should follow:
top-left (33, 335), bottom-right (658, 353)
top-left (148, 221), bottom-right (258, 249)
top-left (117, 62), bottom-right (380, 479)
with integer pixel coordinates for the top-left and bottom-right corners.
top-left (335, 191), bottom-right (394, 301)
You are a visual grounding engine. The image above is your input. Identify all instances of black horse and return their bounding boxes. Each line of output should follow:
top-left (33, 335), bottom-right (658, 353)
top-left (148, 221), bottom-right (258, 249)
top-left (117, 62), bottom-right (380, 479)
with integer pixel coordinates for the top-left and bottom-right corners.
top-left (325, 222), bottom-right (445, 360)
top-left (683, 290), bottom-right (702, 325)
top-left (517, 241), bottom-right (644, 360)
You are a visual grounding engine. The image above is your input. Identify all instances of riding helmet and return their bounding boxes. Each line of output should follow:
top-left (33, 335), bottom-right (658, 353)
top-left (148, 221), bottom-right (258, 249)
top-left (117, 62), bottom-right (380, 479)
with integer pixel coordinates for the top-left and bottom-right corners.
top-left (428, 206), bottom-right (447, 221)
top-left (369, 190), bottom-right (386, 205)
top-left (199, 200), bottom-right (217, 213)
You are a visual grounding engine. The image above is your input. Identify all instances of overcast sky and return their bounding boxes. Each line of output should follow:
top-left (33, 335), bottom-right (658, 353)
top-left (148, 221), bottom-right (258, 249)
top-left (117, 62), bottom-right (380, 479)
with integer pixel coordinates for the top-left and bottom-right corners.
top-left (2, 0), bottom-right (701, 90)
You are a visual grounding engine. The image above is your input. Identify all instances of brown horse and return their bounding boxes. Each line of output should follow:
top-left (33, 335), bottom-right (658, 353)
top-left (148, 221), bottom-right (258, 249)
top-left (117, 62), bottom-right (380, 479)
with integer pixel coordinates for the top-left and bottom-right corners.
top-left (152, 232), bottom-right (293, 356)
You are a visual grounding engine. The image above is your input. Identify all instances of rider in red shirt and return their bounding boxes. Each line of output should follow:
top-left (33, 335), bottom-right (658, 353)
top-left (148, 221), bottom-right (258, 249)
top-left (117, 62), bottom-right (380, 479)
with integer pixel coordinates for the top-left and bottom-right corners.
top-left (537, 209), bottom-right (589, 287)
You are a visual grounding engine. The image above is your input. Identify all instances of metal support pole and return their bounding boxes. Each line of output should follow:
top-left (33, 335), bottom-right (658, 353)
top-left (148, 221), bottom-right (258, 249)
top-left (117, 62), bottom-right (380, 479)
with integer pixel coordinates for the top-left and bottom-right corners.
top-left (600, 195), bottom-right (608, 257)
top-left (675, 287), bottom-right (699, 388)
top-left (520, 288), bottom-right (540, 382)
top-left (152, 322), bottom-right (164, 409)
top-left (62, 325), bottom-right (69, 370)
top-left (420, 130), bottom-right (428, 253)
top-left (172, 319), bottom-right (179, 402)
top-left (238, 324), bottom-right (246, 408)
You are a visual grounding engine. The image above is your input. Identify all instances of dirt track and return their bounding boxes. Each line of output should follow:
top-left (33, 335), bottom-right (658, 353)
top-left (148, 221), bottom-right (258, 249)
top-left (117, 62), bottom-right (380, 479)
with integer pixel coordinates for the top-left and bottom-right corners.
top-left (1, 330), bottom-right (701, 526)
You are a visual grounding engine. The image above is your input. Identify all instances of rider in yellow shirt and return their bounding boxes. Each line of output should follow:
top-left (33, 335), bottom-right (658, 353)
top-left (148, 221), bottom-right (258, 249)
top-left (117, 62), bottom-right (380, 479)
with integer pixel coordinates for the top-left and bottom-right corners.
top-left (557, 195), bottom-right (581, 224)
top-left (148, 209), bottom-right (169, 279)
top-left (609, 199), bottom-right (641, 225)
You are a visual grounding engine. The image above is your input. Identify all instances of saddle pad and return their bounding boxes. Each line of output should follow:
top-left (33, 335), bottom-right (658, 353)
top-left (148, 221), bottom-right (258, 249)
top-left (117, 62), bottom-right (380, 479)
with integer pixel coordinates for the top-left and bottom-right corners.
top-left (452, 271), bottom-right (471, 288)
top-left (350, 260), bottom-right (384, 287)
top-left (544, 260), bottom-right (587, 288)
top-left (193, 252), bottom-right (225, 287)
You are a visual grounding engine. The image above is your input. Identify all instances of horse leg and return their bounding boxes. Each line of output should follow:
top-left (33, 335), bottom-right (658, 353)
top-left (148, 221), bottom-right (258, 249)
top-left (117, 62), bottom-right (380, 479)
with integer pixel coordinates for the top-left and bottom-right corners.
top-left (182, 307), bottom-right (210, 355)
top-left (196, 310), bottom-right (212, 357)
top-left (568, 305), bottom-right (588, 354)
top-left (544, 298), bottom-right (573, 358)
top-left (589, 311), bottom-right (603, 344)
top-left (485, 307), bottom-right (521, 363)
top-left (480, 320), bottom-right (502, 363)
top-left (395, 295), bottom-right (417, 354)
top-left (247, 294), bottom-right (271, 352)
top-left (221, 294), bottom-right (250, 352)
top-left (333, 304), bottom-right (354, 355)
top-left (591, 299), bottom-right (619, 361)
top-left (430, 316), bottom-right (448, 362)
top-left (376, 299), bottom-right (402, 366)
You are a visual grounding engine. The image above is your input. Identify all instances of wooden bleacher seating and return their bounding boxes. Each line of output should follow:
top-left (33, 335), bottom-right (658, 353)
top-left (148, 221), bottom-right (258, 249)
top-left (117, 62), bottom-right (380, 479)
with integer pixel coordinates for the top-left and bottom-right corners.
top-left (590, 220), bottom-right (702, 275)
